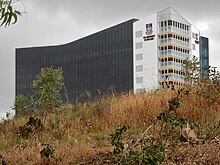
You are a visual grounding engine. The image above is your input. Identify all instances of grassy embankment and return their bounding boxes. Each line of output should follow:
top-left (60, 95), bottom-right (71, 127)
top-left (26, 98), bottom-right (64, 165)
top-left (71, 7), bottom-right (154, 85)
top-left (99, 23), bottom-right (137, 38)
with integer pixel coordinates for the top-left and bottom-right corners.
top-left (0, 85), bottom-right (220, 164)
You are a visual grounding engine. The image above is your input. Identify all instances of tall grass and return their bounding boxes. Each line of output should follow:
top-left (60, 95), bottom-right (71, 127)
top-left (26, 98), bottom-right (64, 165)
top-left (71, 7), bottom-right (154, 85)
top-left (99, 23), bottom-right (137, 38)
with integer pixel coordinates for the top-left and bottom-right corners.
top-left (0, 85), bottom-right (219, 164)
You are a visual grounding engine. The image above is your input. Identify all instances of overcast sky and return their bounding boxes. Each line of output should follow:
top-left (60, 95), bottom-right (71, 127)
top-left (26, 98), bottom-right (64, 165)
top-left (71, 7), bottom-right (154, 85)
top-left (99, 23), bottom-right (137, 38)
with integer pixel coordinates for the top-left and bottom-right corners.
top-left (0, 0), bottom-right (219, 118)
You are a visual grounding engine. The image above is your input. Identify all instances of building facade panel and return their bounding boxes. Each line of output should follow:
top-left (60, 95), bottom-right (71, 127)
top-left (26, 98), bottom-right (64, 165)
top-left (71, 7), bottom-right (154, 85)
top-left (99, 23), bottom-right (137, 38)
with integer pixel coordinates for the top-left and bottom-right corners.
top-left (133, 13), bottom-right (158, 93)
top-left (199, 36), bottom-right (209, 74)
top-left (16, 19), bottom-right (137, 102)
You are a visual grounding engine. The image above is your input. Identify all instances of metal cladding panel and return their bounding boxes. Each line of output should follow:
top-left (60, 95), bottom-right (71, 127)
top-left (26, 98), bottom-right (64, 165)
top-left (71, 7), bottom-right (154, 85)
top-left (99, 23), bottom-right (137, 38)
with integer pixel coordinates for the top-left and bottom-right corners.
top-left (16, 19), bottom-right (137, 102)
top-left (199, 36), bottom-right (209, 74)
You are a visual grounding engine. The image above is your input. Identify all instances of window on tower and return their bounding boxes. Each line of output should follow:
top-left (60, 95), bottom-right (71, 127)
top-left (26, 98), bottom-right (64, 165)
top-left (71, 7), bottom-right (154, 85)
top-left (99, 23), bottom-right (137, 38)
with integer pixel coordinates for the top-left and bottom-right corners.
top-left (168, 20), bottom-right (172, 26)
top-left (164, 21), bottom-right (167, 27)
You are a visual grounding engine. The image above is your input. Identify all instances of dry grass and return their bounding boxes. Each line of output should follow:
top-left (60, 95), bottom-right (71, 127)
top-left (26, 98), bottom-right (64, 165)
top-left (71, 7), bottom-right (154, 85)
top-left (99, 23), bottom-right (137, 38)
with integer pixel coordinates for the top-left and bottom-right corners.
top-left (0, 85), bottom-right (220, 164)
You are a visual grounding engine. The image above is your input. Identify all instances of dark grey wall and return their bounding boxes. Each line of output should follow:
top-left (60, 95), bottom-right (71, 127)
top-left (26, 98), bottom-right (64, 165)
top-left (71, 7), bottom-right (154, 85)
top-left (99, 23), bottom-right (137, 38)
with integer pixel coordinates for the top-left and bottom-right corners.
top-left (199, 36), bottom-right (209, 74)
top-left (16, 19), bottom-right (137, 103)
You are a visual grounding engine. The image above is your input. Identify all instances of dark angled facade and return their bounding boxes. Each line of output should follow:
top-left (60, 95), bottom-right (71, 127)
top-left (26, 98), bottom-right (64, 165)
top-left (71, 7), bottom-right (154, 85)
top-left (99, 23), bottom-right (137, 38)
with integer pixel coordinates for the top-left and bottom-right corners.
top-left (16, 19), bottom-right (137, 102)
top-left (199, 36), bottom-right (209, 74)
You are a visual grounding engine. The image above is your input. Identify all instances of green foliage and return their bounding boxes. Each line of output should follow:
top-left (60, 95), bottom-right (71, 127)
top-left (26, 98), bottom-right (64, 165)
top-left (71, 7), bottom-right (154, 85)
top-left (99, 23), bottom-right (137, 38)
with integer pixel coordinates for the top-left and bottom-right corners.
top-left (16, 117), bottom-right (43, 139)
top-left (156, 89), bottom-right (187, 144)
top-left (198, 67), bottom-right (220, 102)
top-left (40, 143), bottom-right (55, 158)
top-left (33, 67), bottom-right (64, 110)
top-left (109, 89), bottom-right (190, 164)
top-left (182, 57), bottom-right (220, 104)
top-left (182, 56), bottom-right (200, 84)
top-left (49, 111), bottom-right (63, 140)
top-left (12, 67), bottom-right (64, 116)
top-left (49, 112), bottom-right (60, 130)
top-left (109, 125), bottom-right (165, 165)
top-left (110, 124), bottom-right (130, 154)
top-left (52, 131), bottom-right (63, 140)
top-left (0, 0), bottom-right (22, 26)
top-left (140, 137), bottom-right (165, 164)
top-left (168, 97), bottom-right (181, 111)
top-left (12, 95), bottom-right (32, 116)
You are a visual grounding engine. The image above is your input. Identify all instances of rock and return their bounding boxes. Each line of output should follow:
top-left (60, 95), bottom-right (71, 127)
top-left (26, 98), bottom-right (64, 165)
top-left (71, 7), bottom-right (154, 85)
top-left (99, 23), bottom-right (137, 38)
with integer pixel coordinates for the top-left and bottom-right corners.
top-left (124, 144), bottom-right (129, 151)
top-left (180, 128), bottom-right (197, 142)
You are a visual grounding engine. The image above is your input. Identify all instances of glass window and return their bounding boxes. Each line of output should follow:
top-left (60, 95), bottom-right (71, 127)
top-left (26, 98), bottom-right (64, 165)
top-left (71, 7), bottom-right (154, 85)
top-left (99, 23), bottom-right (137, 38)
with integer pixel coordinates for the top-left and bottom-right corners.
top-left (161, 22), bottom-right (163, 27)
top-left (136, 42), bottom-right (143, 49)
top-left (136, 53), bottom-right (143, 60)
top-left (168, 20), bottom-right (172, 26)
top-left (192, 44), bottom-right (196, 50)
top-left (164, 21), bottom-right (167, 27)
top-left (136, 65), bottom-right (143, 72)
top-left (196, 33), bottom-right (198, 40)
top-left (187, 26), bottom-right (189, 31)
top-left (192, 33), bottom-right (198, 39)
top-left (135, 31), bottom-right (143, 38)
top-left (136, 77), bottom-right (143, 83)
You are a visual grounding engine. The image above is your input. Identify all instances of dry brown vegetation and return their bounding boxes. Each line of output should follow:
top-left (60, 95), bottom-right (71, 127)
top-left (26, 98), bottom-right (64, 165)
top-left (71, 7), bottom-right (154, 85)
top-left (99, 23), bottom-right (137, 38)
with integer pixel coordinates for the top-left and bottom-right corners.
top-left (0, 84), bottom-right (220, 164)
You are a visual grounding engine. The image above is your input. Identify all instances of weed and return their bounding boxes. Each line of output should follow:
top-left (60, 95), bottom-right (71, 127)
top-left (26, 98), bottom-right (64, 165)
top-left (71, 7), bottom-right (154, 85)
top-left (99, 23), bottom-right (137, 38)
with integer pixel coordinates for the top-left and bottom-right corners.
top-left (109, 124), bottom-right (165, 165)
top-left (40, 143), bottom-right (55, 158)
top-left (16, 116), bottom-right (43, 139)
top-left (53, 131), bottom-right (63, 140)
top-left (108, 88), bottom-right (189, 164)
top-left (110, 124), bottom-right (130, 154)
top-left (0, 155), bottom-right (7, 165)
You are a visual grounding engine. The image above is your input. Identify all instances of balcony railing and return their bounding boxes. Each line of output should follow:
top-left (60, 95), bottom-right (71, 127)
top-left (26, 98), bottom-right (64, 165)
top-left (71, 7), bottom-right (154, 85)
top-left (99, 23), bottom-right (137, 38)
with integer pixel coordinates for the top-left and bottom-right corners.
top-left (159, 61), bottom-right (182, 70)
top-left (159, 74), bottom-right (184, 82)
top-left (159, 38), bottom-right (190, 49)
top-left (158, 27), bottom-right (191, 38)
top-left (159, 50), bottom-right (190, 59)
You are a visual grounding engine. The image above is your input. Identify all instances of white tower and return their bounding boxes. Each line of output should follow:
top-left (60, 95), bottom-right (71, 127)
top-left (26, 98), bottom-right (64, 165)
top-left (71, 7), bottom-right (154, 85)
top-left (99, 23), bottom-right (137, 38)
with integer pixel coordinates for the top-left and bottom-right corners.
top-left (133, 7), bottom-right (200, 93)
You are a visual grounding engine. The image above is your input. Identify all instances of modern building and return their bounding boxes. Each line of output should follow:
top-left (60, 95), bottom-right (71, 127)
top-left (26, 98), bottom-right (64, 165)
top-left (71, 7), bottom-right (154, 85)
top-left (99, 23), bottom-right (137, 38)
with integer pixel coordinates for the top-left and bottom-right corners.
top-left (133, 7), bottom-right (209, 93)
top-left (16, 7), bottom-right (209, 102)
top-left (16, 19), bottom-right (137, 102)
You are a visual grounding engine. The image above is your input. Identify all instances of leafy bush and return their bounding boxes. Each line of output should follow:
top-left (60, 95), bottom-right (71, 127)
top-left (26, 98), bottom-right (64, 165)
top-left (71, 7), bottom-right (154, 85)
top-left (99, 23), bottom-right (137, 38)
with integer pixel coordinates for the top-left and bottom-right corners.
top-left (16, 117), bottom-right (43, 139)
top-left (40, 143), bottom-right (55, 158)
top-left (12, 95), bottom-right (32, 116)
top-left (109, 124), bottom-right (165, 165)
top-left (110, 124), bottom-right (130, 154)
top-left (32, 67), bottom-right (64, 110)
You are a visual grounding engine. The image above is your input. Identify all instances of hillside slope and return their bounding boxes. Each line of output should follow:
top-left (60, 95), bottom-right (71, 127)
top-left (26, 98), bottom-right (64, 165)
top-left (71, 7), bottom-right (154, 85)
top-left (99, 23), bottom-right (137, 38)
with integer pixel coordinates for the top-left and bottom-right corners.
top-left (0, 85), bottom-right (220, 164)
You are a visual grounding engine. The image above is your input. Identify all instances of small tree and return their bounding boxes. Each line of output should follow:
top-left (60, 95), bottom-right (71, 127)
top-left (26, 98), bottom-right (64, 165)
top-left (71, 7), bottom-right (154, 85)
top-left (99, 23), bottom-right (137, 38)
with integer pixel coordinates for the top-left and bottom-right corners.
top-left (33, 67), bottom-right (64, 110)
top-left (12, 95), bottom-right (32, 116)
top-left (182, 56), bottom-right (200, 85)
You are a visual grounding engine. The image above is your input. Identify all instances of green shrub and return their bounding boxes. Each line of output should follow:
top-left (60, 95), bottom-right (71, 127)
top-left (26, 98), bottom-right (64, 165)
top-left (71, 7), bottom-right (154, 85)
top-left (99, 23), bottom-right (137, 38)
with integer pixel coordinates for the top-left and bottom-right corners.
top-left (16, 117), bottom-right (43, 139)
top-left (12, 95), bottom-right (32, 116)
top-left (40, 143), bottom-right (55, 158)
top-left (33, 67), bottom-right (64, 110)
